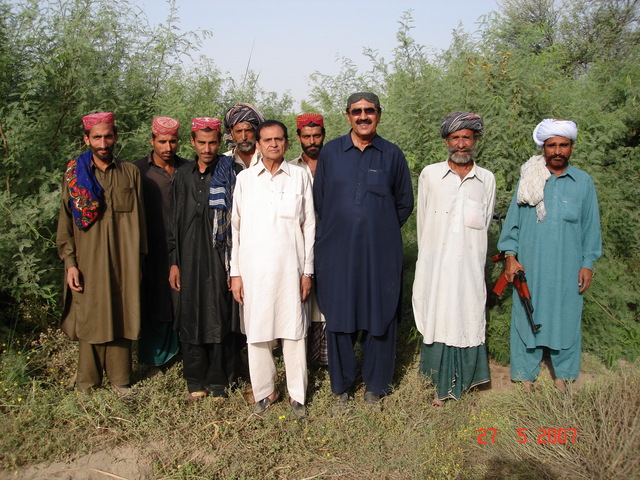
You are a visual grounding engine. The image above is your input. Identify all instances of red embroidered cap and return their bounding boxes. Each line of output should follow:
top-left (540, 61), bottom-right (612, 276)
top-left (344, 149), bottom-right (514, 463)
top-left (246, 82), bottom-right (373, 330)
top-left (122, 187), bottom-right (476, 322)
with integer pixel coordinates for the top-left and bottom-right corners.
top-left (296, 113), bottom-right (324, 130)
top-left (191, 117), bottom-right (222, 132)
top-left (152, 117), bottom-right (180, 136)
top-left (82, 112), bottom-right (115, 130)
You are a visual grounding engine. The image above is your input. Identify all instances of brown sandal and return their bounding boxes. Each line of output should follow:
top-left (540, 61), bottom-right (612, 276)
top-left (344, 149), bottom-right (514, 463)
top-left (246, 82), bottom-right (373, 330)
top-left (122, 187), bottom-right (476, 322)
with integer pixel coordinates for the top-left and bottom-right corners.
top-left (185, 390), bottom-right (208, 404)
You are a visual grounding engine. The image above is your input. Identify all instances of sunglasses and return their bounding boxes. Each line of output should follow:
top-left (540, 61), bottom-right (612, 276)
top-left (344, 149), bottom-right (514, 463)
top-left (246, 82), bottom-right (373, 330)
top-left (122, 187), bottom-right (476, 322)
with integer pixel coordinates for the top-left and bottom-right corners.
top-left (348, 107), bottom-right (378, 116)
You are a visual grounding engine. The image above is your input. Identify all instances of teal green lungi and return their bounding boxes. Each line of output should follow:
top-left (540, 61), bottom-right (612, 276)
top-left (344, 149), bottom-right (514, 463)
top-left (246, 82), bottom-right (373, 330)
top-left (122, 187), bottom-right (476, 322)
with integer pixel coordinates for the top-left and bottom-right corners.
top-left (420, 342), bottom-right (490, 401)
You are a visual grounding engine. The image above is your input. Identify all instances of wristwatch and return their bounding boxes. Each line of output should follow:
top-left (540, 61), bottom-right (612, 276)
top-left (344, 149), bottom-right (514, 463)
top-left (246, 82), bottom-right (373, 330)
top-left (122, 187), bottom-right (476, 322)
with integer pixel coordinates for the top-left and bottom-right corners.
top-left (303, 273), bottom-right (315, 279)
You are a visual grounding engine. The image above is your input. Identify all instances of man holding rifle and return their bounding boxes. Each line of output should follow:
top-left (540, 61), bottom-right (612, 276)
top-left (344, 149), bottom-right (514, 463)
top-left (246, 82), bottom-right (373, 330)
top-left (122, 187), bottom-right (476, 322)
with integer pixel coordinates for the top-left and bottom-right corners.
top-left (498, 119), bottom-right (602, 393)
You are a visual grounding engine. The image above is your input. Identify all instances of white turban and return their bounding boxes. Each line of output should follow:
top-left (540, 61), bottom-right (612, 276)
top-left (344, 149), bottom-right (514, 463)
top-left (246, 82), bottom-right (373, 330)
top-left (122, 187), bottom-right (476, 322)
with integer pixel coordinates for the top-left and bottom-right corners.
top-left (532, 119), bottom-right (578, 149)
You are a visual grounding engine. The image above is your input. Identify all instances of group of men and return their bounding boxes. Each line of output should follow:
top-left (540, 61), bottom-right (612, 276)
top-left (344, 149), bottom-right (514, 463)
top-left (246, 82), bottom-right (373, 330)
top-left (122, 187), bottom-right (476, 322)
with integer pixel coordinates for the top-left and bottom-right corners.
top-left (56, 93), bottom-right (601, 415)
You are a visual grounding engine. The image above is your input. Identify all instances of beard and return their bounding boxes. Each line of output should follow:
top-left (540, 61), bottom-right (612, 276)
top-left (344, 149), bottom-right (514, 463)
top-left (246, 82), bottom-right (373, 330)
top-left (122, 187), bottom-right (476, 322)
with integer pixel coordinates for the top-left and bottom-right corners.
top-left (447, 145), bottom-right (477, 165)
top-left (90, 146), bottom-right (114, 162)
top-left (234, 138), bottom-right (256, 153)
top-left (302, 143), bottom-right (322, 159)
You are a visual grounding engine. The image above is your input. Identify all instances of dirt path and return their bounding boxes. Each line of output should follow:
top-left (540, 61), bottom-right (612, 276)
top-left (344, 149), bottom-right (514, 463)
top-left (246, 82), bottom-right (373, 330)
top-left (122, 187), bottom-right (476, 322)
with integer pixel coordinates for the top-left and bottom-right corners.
top-left (478, 359), bottom-right (597, 396)
top-left (0, 447), bottom-right (152, 480)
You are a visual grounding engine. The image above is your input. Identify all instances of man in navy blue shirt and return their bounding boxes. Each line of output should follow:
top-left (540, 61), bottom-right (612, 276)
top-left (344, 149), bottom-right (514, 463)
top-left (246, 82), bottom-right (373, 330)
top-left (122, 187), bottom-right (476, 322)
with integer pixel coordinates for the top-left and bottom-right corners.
top-left (313, 92), bottom-right (414, 406)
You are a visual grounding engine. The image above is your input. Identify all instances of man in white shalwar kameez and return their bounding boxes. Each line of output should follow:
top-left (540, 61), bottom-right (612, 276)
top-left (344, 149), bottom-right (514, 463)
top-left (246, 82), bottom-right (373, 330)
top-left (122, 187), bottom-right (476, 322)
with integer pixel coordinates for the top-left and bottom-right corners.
top-left (230, 120), bottom-right (315, 419)
top-left (412, 112), bottom-right (495, 405)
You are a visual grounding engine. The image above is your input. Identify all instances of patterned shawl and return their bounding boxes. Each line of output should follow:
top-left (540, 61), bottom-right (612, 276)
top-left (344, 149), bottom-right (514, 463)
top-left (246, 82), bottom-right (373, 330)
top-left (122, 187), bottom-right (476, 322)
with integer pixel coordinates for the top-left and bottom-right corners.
top-left (65, 150), bottom-right (103, 229)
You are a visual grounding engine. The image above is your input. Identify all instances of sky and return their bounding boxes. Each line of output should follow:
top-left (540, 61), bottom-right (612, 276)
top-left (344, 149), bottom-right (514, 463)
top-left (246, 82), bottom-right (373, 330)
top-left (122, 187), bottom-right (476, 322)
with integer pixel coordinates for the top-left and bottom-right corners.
top-left (135, 0), bottom-right (501, 108)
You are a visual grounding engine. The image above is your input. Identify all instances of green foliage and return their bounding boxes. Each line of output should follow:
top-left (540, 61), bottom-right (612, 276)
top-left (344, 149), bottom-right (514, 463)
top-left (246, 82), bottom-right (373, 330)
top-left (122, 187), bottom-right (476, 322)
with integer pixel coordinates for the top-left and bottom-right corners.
top-left (0, 0), bottom-right (638, 368)
top-left (305, 2), bottom-right (640, 365)
top-left (0, 0), bottom-right (292, 328)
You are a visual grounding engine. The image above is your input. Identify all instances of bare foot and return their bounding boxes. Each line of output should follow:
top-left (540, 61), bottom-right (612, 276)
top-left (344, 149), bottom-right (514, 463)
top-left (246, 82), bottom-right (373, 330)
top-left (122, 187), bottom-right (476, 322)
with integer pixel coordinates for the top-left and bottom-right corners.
top-left (523, 381), bottom-right (534, 393)
top-left (554, 378), bottom-right (568, 393)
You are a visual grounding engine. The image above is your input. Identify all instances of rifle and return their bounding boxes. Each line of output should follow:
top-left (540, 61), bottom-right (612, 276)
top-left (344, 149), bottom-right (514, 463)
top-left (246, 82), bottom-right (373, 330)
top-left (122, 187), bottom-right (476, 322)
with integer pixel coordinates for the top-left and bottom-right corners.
top-left (493, 252), bottom-right (541, 335)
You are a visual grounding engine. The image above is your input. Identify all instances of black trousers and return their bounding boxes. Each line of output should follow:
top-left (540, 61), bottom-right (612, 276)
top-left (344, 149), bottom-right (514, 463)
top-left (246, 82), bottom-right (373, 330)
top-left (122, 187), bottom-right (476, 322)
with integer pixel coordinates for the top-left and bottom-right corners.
top-left (181, 333), bottom-right (239, 396)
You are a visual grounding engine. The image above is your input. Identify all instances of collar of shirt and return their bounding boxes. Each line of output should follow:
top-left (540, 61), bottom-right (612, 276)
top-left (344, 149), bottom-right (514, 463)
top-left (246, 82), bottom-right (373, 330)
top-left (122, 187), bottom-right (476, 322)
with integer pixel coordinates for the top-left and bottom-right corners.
top-left (224, 148), bottom-right (261, 168)
top-left (91, 157), bottom-right (118, 171)
top-left (554, 164), bottom-right (578, 182)
top-left (289, 155), bottom-right (303, 165)
top-left (146, 152), bottom-right (187, 168)
top-left (190, 157), bottom-right (215, 175)
top-left (340, 131), bottom-right (383, 152)
top-left (441, 160), bottom-right (482, 182)
top-left (256, 158), bottom-right (291, 177)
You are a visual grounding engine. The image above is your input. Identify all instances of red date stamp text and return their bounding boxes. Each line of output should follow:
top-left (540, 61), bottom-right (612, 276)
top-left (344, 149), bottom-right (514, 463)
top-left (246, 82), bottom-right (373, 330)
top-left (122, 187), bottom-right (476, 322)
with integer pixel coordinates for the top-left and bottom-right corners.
top-left (477, 428), bottom-right (577, 444)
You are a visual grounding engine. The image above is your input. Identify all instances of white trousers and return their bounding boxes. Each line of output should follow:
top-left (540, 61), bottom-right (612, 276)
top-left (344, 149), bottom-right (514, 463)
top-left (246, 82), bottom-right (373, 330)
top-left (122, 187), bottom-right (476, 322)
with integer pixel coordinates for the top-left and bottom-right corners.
top-left (248, 338), bottom-right (308, 404)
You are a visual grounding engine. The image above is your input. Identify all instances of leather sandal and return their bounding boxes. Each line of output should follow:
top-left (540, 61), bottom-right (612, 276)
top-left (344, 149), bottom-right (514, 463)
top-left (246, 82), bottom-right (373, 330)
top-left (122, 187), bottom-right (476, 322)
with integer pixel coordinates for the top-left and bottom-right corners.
top-left (253, 392), bottom-right (280, 415)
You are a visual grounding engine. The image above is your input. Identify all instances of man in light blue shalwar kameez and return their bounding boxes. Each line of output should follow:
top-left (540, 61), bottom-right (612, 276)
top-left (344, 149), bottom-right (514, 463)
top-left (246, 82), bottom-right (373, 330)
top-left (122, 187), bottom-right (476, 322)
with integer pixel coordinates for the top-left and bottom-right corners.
top-left (498, 119), bottom-right (602, 392)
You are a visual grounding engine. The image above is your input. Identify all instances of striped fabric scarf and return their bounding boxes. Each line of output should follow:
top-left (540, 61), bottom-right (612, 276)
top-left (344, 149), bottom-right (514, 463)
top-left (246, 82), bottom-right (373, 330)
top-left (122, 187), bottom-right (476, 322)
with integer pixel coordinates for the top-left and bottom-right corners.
top-left (209, 155), bottom-right (237, 272)
top-left (65, 150), bottom-right (103, 229)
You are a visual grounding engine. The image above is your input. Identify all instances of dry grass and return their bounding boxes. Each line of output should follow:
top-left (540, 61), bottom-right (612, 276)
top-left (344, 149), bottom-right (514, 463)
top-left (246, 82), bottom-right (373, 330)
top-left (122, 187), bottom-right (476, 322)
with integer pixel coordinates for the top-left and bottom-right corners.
top-left (1, 330), bottom-right (639, 480)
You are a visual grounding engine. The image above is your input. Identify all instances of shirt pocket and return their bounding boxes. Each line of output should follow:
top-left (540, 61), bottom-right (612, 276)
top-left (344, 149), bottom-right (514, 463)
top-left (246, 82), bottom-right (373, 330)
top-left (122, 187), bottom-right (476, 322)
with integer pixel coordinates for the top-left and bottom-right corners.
top-left (561, 199), bottom-right (581, 223)
top-left (366, 169), bottom-right (390, 197)
top-left (463, 198), bottom-right (486, 230)
top-left (278, 192), bottom-right (300, 220)
top-left (113, 187), bottom-right (134, 212)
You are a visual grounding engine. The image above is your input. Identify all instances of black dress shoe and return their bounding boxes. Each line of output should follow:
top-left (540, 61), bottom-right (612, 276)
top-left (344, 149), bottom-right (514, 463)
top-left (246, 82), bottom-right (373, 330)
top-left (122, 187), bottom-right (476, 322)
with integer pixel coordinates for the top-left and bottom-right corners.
top-left (364, 391), bottom-right (381, 405)
top-left (334, 392), bottom-right (349, 406)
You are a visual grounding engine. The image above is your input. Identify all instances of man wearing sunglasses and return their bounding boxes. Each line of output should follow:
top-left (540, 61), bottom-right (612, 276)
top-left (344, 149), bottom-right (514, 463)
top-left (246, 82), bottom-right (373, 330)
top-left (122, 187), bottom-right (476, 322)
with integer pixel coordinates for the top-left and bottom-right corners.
top-left (313, 92), bottom-right (414, 407)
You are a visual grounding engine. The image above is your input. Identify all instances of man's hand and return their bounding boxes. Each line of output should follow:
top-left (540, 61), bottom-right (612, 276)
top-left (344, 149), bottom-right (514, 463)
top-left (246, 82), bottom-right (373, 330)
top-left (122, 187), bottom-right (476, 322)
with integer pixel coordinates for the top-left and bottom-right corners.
top-left (505, 255), bottom-right (525, 283)
top-left (578, 267), bottom-right (593, 294)
top-left (300, 275), bottom-right (312, 302)
top-left (169, 265), bottom-right (181, 291)
top-left (231, 276), bottom-right (244, 305)
top-left (66, 267), bottom-right (83, 292)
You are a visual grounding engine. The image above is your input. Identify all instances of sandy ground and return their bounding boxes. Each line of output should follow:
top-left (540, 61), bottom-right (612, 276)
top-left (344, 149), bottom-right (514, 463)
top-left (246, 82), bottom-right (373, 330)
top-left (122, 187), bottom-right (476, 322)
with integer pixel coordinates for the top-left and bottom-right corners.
top-left (1, 361), bottom-right (598, 480)
top-left (1, 446), bottom-right (153, 480)
top-left (478, 359), bottom-right (597, 396)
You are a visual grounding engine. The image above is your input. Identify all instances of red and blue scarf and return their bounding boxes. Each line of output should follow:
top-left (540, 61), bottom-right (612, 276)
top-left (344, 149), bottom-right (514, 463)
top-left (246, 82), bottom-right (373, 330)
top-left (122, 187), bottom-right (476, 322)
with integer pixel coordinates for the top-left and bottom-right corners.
top-left (65, 151), bottom-right (103, 229)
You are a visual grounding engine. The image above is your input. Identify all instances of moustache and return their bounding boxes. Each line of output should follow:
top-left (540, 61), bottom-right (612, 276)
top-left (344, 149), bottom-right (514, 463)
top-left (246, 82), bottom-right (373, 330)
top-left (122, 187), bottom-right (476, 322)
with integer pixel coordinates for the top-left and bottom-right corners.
top-left (356, 119), bottom-right (372, 125)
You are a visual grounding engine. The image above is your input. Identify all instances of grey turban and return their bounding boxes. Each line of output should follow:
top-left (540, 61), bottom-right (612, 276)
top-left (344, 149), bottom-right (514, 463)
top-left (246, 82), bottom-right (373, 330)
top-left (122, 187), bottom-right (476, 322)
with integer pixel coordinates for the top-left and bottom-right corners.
top-left (440, 111), bottom-right (484, 139)
top-left (532, 118), bottom-right (578, 149)
top-left (223, 102), bottom-right (265, 137)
